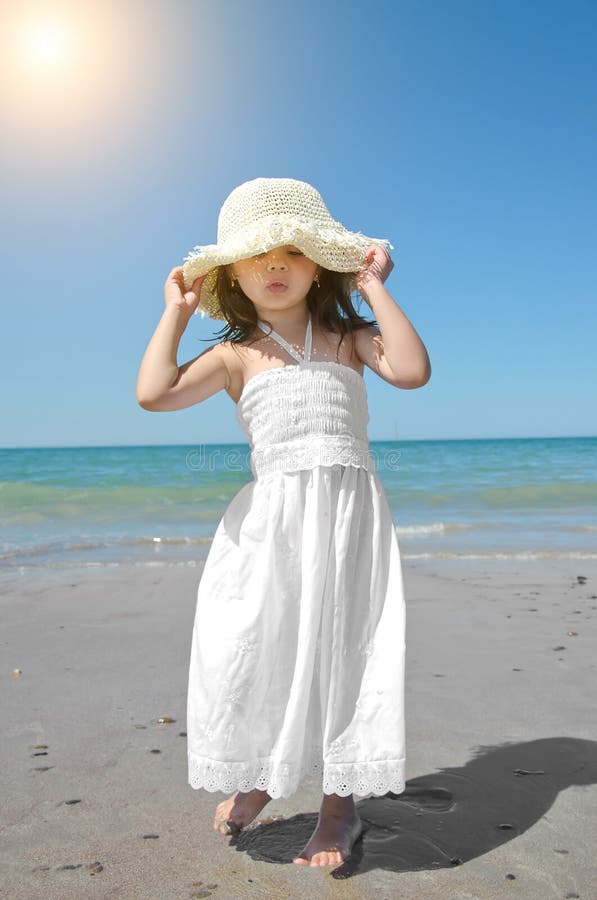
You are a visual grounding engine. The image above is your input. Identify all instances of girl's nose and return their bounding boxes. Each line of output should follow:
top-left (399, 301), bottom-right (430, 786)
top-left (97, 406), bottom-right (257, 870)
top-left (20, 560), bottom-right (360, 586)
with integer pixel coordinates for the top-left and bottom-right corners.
top-left (266, 253), bottom-right (288, 271)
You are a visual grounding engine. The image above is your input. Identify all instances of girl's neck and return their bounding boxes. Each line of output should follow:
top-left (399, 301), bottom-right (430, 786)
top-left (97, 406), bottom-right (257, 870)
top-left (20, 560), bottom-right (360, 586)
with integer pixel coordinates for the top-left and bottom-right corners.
top-left (256, 307), bottom-right (311, 340)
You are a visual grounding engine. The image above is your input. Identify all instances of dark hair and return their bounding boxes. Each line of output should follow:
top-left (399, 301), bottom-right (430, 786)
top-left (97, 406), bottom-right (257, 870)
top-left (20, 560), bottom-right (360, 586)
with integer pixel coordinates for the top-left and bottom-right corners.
top-left (203, 264), bottom-right (378, 362)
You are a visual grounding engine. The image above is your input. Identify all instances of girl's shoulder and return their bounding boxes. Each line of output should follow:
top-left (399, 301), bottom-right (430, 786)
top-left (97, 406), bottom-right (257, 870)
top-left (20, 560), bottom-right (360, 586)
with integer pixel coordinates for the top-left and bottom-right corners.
top-left (352, 324), bottom-right (407, 388)
top-left (217, 337), bottom-right (265, 404)
top-left (352, 323), bottom-right (382, 362)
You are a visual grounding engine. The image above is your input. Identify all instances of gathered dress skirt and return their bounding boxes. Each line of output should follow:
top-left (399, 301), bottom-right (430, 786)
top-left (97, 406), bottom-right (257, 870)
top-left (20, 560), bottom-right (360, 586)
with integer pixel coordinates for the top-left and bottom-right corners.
top-left (187, 461), bottom-right (406, 800)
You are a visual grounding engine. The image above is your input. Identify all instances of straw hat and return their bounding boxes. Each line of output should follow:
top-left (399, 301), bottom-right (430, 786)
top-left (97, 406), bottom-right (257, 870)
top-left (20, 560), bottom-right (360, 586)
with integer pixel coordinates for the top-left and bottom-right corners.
top-left (181, 177), bottom-right (393, 320)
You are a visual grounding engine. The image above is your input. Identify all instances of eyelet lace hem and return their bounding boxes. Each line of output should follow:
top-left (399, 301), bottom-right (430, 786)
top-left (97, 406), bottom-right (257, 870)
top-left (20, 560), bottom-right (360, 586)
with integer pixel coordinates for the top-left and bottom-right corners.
top-left (322, 759), bottom-right (406, 797)
top-left (188, 752), bottom-right (405, 800)
top-left (251, 435), bottom-right (376, 479)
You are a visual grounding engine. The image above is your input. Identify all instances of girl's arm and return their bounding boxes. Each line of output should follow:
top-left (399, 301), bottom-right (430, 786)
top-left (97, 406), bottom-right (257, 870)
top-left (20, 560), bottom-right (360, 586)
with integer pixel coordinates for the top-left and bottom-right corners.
top-left (355, 247), bottom-right (431, 390)
top-left (136, 267), bottom-right (230, 412)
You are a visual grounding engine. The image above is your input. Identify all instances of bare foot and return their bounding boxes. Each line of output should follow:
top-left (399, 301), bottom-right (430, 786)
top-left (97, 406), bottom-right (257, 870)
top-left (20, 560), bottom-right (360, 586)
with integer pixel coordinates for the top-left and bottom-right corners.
top-left (293, 794), bottom-right (363, 867)
top-left (214, 788), bottom-right (272, 836)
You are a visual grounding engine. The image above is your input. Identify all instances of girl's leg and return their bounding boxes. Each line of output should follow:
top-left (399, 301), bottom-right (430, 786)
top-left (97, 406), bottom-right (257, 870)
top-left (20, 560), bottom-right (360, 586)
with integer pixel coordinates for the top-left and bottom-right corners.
top-left (293, 792), bottom-right (363, 867)
top-left (214, 788), bottom-right (272, 835)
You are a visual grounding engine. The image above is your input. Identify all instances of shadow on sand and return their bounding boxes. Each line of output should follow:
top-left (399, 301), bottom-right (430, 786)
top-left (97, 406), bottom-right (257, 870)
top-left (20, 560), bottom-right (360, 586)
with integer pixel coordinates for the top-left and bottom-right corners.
top-left (229, 737), bottom-right (597, 879)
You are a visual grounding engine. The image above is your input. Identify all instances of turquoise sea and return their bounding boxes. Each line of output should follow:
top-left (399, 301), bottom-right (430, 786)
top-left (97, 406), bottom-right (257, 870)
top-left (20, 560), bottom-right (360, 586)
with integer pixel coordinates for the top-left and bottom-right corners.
top-left (1, 437), bottom-right (596, 581)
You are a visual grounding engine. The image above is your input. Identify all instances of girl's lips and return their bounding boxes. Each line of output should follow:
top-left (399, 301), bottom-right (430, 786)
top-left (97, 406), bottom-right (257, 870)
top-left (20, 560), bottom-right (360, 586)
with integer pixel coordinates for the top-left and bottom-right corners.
top-left (266, 283), bottom-right (288, 293)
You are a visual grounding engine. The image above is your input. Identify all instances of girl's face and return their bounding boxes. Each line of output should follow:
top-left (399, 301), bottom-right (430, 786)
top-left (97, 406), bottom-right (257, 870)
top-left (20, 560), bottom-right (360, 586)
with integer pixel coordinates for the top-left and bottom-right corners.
top-left (230, 245), bottom-right (318, 310)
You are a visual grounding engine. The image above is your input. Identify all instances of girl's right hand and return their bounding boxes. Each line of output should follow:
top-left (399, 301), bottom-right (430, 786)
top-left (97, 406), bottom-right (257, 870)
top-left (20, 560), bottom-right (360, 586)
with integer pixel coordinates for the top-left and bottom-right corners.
top-left (164, 266), bottom-right (207, 316)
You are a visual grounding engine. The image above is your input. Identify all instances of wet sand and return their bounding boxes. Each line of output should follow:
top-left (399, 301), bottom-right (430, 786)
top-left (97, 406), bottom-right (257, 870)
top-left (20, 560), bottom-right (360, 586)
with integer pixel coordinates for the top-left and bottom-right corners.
top-left (1, 558), bottom-right (596, 899)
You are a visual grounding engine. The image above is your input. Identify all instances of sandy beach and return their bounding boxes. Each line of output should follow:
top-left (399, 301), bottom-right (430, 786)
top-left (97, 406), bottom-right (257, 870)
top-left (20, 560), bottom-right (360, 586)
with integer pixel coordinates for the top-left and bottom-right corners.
top-left (2, 557), bottom-right (596, 899)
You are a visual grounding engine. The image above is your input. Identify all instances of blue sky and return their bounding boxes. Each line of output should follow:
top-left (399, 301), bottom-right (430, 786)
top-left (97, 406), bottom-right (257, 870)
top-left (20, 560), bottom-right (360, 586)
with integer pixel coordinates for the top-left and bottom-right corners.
top-left (1, 0), bottom-right (596, 447)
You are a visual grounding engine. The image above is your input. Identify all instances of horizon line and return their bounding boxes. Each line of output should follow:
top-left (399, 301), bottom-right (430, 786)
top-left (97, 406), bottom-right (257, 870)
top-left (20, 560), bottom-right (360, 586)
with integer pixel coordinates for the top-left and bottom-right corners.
top-left (1, 434), bottom-right (596, 451)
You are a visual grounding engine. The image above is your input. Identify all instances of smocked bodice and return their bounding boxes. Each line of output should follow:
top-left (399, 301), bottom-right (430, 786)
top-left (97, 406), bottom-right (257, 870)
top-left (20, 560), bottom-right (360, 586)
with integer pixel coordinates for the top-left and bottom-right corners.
top-left (236, 314), bottom-right (376, 479)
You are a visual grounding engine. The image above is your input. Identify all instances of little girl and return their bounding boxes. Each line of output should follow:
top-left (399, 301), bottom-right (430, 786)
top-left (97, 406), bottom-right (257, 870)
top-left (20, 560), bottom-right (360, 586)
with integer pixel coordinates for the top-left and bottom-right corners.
top-left (136, 177), bottom-right (431, 869)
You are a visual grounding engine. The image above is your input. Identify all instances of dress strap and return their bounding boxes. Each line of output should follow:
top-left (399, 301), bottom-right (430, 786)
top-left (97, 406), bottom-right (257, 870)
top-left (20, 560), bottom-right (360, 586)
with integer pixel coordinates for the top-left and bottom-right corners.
top-left (257, 313), bottom-right (312, 363)
top-left (304, 313), bottom-right (312, 362)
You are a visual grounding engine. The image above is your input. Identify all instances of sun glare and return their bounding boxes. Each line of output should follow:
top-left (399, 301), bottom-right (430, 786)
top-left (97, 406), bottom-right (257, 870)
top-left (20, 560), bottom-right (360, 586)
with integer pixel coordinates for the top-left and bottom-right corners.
top-left (0, 1), bottom-right (178, 175)
top-left (0, 2), bottom-right (131, 153)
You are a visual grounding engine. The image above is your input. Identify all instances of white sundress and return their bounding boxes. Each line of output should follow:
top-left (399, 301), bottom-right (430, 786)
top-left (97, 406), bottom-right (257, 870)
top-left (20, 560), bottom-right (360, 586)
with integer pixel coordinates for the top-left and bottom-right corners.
top-left (187, 311), bottom-right (406, 800)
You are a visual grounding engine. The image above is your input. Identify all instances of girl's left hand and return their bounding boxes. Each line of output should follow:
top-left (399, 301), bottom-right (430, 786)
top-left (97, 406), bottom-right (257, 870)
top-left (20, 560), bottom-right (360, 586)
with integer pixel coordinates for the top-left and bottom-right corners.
top-left (355, 245), bottom-right (394, 292)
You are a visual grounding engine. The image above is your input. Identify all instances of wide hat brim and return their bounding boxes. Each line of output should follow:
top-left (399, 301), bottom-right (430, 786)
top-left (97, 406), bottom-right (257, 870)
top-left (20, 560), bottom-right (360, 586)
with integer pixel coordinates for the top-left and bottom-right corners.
top-left (182, 215), bottom-right (392, 321)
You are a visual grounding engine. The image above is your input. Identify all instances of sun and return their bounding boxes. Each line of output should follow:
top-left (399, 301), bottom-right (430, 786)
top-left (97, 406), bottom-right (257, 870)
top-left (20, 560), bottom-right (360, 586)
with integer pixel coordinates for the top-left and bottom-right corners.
top-left (20, 18), bottom-right (74, 69)
top-left (12, 11), bottom-right (80, 80)
top-left (0, 2), bottom-right (121, 128)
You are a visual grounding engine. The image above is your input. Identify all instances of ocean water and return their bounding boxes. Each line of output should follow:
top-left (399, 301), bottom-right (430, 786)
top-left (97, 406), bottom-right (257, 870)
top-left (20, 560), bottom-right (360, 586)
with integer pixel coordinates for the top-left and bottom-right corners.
top-left (1, 437), bottom-right (596, 580)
